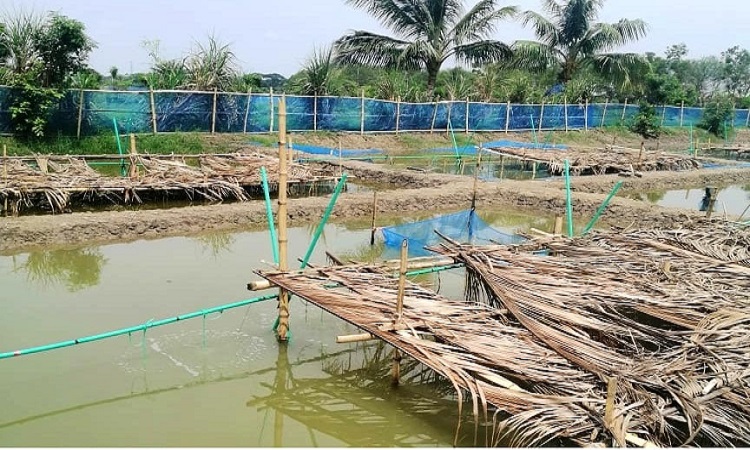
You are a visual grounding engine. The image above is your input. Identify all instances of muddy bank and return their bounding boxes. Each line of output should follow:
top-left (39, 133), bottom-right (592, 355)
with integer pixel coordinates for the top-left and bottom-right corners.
top-left (0, 162), bottom-right (720, 254)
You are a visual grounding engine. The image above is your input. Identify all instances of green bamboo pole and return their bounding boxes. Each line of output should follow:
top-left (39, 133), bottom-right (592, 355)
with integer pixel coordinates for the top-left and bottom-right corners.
top-left (260, 166), bottom-right (279, 265)
top-left (581, 181), bottom-right (623, 235)
top-left (564, 159), bottom-right (574, 238)
top-left (112, 118), bottom-right (126, 177)
top-left (299, 174), bottom-right (348, 269)
top-left (0, 294), bottom-right (278, 361)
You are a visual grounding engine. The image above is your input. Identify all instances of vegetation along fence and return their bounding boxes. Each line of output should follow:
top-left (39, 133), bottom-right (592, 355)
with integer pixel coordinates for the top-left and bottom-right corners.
top-left (1, 86), bottom-right (749, 137)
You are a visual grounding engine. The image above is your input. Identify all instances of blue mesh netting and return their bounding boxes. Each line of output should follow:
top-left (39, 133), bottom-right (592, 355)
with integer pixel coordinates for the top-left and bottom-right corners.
top-left (483, 140), bottom-right (568, 150)
top-left (0, 86), bottom-right (748, 135)
top-left (291, 143), bottom-right (383, 157)
top-left (381, 209), bottom-right (525, 257)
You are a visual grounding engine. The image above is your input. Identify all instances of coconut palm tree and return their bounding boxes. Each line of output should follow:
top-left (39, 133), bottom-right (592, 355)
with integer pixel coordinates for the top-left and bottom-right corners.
top-left (513, 0), bottom-right (648, 87)
top-left (334, 0), bottom-right (518, 98)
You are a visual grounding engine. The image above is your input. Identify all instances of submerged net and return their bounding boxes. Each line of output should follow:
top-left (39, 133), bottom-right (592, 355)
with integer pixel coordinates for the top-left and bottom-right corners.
top-left (380, 209), bottom-right (524, 257)
top-left (291, 143), bottom-right (383, 158)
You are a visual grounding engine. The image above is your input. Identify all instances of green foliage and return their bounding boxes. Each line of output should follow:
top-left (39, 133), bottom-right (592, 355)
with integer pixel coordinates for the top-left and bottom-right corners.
top-left (35, 13), bottom-right (95, 87)
top-left (698, 96), bottom-right (734, 136)
top-left (334, 0), bottom-right (517, 96)
top-left (7, 72), bottom-right (63, 137)
top-left (721, 46), bottom-right (750, 98)
top-left (629, 102), bottom-right (661, 138)
top-left (230, 73), bottom-right (262, 92)
top-left (288, 46), bottom-right (348, 96)
top-left (513, 0), bottom-right (648, 87)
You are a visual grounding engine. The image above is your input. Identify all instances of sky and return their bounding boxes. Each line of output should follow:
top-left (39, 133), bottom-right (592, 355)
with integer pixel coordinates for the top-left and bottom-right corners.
top-left (6, 0), bottom-right (750, 77)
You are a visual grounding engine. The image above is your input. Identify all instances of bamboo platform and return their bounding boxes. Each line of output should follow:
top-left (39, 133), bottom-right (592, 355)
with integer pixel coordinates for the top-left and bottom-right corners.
top-left (0, 152), bottom-right (339, 214)
top-left (483, 145), bottom-right (702, 176)
top-left (257, 223), bottom-right (750, 447)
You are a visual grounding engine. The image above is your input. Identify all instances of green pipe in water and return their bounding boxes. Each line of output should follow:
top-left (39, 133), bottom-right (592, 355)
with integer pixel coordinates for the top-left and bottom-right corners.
top-left (581, 181), bottom-right (623, 236)
top-left (0, 293), bottom-right (278, 361)
top-left (112, 118), bottom-right (127, 177)
top-left (564, 159), bottom-right (574, 238)
top-left (300, 173), bottom-right (348, 269)
top-left (260, 167), bottom-right (279, 265)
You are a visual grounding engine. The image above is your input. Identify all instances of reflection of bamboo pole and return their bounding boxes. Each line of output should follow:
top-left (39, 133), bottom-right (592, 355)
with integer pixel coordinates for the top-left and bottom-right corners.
top-left (500, 155), bottom-right (505, 180)
top-left (277, 95), bottom-right (289, 342)
top-left (243, 88), bottom-right (252, 134)
top-left (149, 88), bottom-right (157, 134)
top-left (76, 89), bottom-right (84, 139)
top-left (370, 191), bottom-right (378, 245)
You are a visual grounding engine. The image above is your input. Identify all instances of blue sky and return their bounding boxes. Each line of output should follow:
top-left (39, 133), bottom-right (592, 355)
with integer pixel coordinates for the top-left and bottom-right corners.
top-left (8, 0), bottom-right (750, 76)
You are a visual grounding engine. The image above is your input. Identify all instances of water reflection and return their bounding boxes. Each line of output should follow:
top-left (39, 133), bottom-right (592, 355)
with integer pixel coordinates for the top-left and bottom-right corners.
top-left (248, 341), bottom-right (483, 447)
top-left (14, 248), bottom-right (107, 292)
top-left (192, 231), bottom-right (236, 258)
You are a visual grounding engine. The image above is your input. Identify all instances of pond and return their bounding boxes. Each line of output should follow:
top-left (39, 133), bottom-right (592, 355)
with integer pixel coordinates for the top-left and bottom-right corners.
top-left (0, 209), bottom-right (553, 447)
top-left (628, 184), bottom-right (750, 219)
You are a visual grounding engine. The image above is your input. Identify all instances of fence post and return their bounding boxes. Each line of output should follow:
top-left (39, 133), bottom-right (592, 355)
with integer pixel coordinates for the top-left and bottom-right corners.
top-left (584, 99), bottom-right (589, 131)
top-left (313, 92), bottom-right (318, 132)
top-left (601, 98), bottom-right (609, 128)
top-left (505, 101), bottom-right (510, 133)
top-left (621, 98), bottom-right (628, 123)
top-left (564, 96), bottom-right (569, 132)
top-left (465, 97), bottom-right (470, 134)
top-left (538, 101), bottom-right (545, 133)
top-left (211, 88), bottom-right (218, 134)
top-left (243, 88), bottom-right (252, 134)
top-left (269, 87), bottom-right (274, 133)
top-left (660, 105), bottom-right (666, 127)
top-left (76, 89), bottom-right (84, 139)
top-left (446, 101), bottom-right (452, 136)
top-left (395, 96), bottom-right (401, 134)
top-left (149, 88), bottom-right (157, 134)
top-left (430, 98), bottom-right (439, 134)
top-left (360, 89), bottom-right (365, 135)
top-left (746, 109), bottom-right (750, 128)
top-left (679, 101), bottom-right (685, 127)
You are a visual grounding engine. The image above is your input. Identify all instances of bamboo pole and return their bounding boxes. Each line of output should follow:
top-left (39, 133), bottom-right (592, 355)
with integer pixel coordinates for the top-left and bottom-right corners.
top-left (370, 191), bottom-right (378, 245)
top-left (445, 101), bottom-right (452, 136)
top-left (505, 101), bottom-right (511, 133)
top-left (395, 96), bottom-right (401, 134)
top-left (538, 101), bottom-right (545, 133)
top-left (584, 99), bottom-right (589, 131)
top-left (211, 88), bottom-right (218, 134)
top-left (276, 95), bottom-right (289, 342)
top-left (336, 333), bottom-right (375, 344)
top-left (621, 98), bottom-right (628, 123)
top-left (601, 98), bottom-right (609, 128)
top-left (564, 159), bottom-right (574, 237)
top-left (465, 97), bottom-right (470, 134)
top-left (76, 89), bottom-right (84, 139)
top-left (430, 99), bottom-right (439, 134)
top-left (746, 109), bottom-right (750, 128)
top-left (679, 101), bottom-right (685, 127)
top-left (470, 150), bottom-right (483, 210)
top-left (2, 144), bottom-right (7, 214)
top-left (128, 134), bottom-right (138, 178)
top-left (396, 239), bottom-right (408, 319)
top-left (360, 89), bottom-right (365, 135)
top-left (313, 92), bottom-right (318, 132)
top-left (660, 105), bottom-right (666, 127)
top-left (553, 215), bottom-right (564, 235)
top-left (149, 88), bottom-right (157, 134)
top-left (243, 88), bottom-right (252, 134)
top-left (564, 96), bottom-right (569, 132)
top-left (269, 88), bottom-right (274, 133)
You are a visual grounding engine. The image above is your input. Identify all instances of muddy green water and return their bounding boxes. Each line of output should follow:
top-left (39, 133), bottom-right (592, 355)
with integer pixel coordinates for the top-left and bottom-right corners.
top-left (629, 184), bottom-right (750, 218)
top-left (0, 210), bottom-right (553, 447)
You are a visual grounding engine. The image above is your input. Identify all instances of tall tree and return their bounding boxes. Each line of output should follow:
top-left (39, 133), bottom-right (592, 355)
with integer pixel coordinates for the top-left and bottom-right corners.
top-left (512, 0), bottom-right (648, 87)
top-left (333, 0), bottom-right (518, 97)
top-left (721, 46), bottom-right (750, 99)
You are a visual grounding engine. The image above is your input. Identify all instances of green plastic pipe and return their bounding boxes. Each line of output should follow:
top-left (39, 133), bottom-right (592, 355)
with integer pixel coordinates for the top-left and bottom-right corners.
top-left (581, 181), bottom-right (623, 235)
top-left (564, 159), bottom-right (574, 238)
top-left (260, 167), bottom-right (279, 265)
top-left (0, 294), bottom-right (278, 361)
top-left (112, 118), bottom-right (126, 177)
top-left (300, 173), bottom-right (348, 269)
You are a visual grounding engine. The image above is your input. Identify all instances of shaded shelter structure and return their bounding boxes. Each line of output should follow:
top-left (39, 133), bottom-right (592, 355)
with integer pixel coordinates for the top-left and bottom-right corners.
top-left (257, 222), bottom-right (750, 447)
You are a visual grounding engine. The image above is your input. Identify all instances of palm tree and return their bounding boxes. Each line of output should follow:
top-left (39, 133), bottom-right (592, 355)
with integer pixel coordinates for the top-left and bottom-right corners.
top-left (334, 0), bottom-right (518, 98)
top-left (292, 46), bottom-right (346, 96)
top-left (513, 0), bottom-right (648, 87)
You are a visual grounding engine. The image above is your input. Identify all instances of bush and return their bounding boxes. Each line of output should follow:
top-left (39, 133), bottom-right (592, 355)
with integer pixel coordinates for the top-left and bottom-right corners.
top-left (629, 102), bottom-right (661, 138)
top-left (698, 96), bottom-right (734, 136)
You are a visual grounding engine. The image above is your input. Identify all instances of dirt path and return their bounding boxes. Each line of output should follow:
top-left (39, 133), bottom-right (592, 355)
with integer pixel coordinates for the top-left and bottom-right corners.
top-left (3, 159), bottom-right (747, 254)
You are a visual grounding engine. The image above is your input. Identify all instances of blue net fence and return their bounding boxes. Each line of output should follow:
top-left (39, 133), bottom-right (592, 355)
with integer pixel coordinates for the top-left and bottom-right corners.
top-left (1, 86), bottom-right (749, 136)
top-left (380, 209), bottom-right (526, 257)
